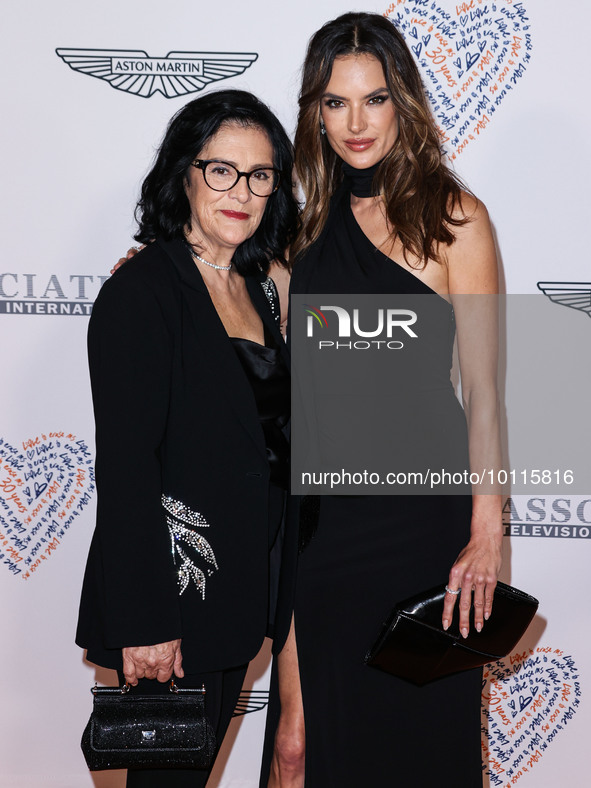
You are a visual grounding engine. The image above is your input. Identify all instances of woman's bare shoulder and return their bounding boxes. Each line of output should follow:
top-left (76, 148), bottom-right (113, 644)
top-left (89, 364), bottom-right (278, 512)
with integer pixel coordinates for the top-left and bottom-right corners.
top-left (445, 192), bottom-right (498, 294)
top-left (449, 190), bottom-right (490, 225)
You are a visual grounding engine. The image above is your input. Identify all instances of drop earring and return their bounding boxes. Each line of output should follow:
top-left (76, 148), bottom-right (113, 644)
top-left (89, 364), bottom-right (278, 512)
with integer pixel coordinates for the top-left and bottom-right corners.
top-left (320, 117), bottom-right (326, 136)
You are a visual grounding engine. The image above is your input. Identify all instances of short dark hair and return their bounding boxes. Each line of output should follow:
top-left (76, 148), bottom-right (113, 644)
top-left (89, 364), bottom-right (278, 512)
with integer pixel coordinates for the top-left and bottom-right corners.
top-left (135, 89), bottom-right (299, 275)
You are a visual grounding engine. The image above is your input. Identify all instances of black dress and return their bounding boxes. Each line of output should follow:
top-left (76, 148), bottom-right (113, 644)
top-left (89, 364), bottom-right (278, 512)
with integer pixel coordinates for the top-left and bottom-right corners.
top-left (290, 166), bottom-right (483, 787)
top-left (231, 325), bottom-right (291, 633)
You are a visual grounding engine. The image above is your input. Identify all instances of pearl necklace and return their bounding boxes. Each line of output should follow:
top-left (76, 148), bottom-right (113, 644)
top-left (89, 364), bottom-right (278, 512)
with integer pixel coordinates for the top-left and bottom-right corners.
top-left (186, 243), bottom-right (232, 271)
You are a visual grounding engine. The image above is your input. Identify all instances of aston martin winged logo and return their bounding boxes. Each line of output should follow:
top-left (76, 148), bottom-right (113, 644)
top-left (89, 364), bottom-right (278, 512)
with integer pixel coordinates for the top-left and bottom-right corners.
top-left (537, 282), bottom-right (591, 319)
top-left (55, 48), bottom-right (258, 98)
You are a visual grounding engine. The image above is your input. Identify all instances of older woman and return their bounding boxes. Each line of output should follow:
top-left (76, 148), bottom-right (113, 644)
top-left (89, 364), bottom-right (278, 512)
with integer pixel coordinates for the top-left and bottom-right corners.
top-left (76, 89), bottom-right (299, 787)
top-left (267, 13), bottom-right (502, 788)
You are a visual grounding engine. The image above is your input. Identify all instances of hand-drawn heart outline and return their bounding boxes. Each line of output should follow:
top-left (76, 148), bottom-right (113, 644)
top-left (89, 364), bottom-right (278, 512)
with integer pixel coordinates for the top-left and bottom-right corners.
top-left (385, 0), bottom-right (532, 160)
top-left (481, 647), bottom-right (581, 786)
top-left (0, 432), bottom-right (95, 580)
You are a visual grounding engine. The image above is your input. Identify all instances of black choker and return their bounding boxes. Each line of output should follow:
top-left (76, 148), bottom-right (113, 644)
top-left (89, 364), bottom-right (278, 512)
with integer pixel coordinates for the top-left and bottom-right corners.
top-left (341, 160), bottom-right (383, 198)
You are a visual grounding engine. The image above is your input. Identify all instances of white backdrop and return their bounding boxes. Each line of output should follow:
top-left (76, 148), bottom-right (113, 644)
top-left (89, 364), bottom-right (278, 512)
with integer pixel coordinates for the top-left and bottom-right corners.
top-left (1, 1), bottom-right (589, 786)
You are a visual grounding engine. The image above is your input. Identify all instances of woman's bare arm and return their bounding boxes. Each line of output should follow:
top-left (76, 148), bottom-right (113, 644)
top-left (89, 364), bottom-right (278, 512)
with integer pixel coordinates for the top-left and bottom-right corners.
top-left (442, 195), bottom-right (503, 637)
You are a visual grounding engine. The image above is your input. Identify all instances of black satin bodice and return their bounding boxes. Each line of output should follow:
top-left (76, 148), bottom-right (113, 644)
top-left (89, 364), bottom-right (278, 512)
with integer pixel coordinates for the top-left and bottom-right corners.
top-left (230, 326), bottom-right (290, 489)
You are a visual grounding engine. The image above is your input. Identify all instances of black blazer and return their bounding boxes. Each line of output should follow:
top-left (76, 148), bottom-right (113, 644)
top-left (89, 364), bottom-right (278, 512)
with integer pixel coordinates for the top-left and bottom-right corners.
top-left (76, 238), bottom-right (293, 673)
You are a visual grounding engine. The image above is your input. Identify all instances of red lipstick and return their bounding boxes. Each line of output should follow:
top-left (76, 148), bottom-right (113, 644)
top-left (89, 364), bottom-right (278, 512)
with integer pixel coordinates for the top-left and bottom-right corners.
top-left (221, 210), bottom-right (249, 220)
top-left (344, 138), bottom-right (375, 151)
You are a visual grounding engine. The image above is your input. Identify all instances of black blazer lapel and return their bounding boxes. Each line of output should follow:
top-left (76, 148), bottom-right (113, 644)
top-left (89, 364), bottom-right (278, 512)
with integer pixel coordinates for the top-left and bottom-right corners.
top-left (246, 274), bottom-right (290, 367)
top-left (156, 237), bottom-right (267, 461)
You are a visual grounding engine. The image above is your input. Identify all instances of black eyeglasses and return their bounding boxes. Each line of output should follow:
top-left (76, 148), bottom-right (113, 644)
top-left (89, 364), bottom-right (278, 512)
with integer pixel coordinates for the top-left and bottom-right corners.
top-left (191, 159), bottom-right (280, 197)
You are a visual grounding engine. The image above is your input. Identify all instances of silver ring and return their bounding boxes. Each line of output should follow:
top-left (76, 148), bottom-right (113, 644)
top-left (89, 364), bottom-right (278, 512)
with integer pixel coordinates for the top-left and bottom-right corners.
top-left (445, 585), bottom-right (461, 596)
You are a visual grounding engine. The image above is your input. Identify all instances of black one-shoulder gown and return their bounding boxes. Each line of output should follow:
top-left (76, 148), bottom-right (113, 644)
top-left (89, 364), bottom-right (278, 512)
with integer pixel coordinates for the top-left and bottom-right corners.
top-left (290, 177), bottom-right (483, 787)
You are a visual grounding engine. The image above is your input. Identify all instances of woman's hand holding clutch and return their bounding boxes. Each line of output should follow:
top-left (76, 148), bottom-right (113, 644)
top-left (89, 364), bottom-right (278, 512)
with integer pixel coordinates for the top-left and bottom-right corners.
top-left (122, 638), bottom-right (184, 685)
top-left (442, 499), bottom-right (503, 639)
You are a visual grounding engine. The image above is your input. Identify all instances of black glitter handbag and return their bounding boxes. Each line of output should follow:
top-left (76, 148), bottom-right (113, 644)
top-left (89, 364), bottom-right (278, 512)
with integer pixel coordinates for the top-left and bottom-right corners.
top-left (81, 681), bottom-right (216, 770)
top-left (365, 581), bottom-right (539, 686)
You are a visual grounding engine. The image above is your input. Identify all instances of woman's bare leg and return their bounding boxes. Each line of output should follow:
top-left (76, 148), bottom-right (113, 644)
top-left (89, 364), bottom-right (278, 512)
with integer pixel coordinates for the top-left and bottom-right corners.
top-left (268, 615), bottom-right (305, 787)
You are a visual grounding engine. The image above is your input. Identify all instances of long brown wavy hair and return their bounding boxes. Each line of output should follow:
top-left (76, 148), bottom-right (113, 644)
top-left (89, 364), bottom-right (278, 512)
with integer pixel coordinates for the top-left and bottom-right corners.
top-left (292, 12), bottom-right (471, 266)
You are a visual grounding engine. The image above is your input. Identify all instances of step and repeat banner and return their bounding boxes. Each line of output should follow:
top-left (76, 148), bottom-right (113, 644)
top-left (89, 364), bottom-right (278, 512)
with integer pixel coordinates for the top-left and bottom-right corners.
top-left (1, 1), bottom-right (589, 786)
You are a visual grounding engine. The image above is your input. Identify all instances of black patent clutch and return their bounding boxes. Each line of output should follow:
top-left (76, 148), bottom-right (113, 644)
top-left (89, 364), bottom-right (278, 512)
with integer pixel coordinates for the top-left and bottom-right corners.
top-left (365, 581), bottom-right (539, 686)
top-left (81, 681), bottom-right (216, 771)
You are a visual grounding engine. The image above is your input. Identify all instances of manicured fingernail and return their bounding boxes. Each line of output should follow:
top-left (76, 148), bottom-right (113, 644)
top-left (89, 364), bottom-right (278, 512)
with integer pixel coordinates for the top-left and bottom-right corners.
top-left (476, 623), bottom-right (482, 633)
top-left (461, 628), bottom-right (468, 639)
top-left (442, 619), bottom-right (449, 631)
top-left (484, 612), bottom-right (490, 620)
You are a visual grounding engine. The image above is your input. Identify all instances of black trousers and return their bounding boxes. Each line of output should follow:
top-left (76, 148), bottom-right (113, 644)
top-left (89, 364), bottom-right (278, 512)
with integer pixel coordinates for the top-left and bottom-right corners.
top-left (118, 665), bottom-right (248, 788)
